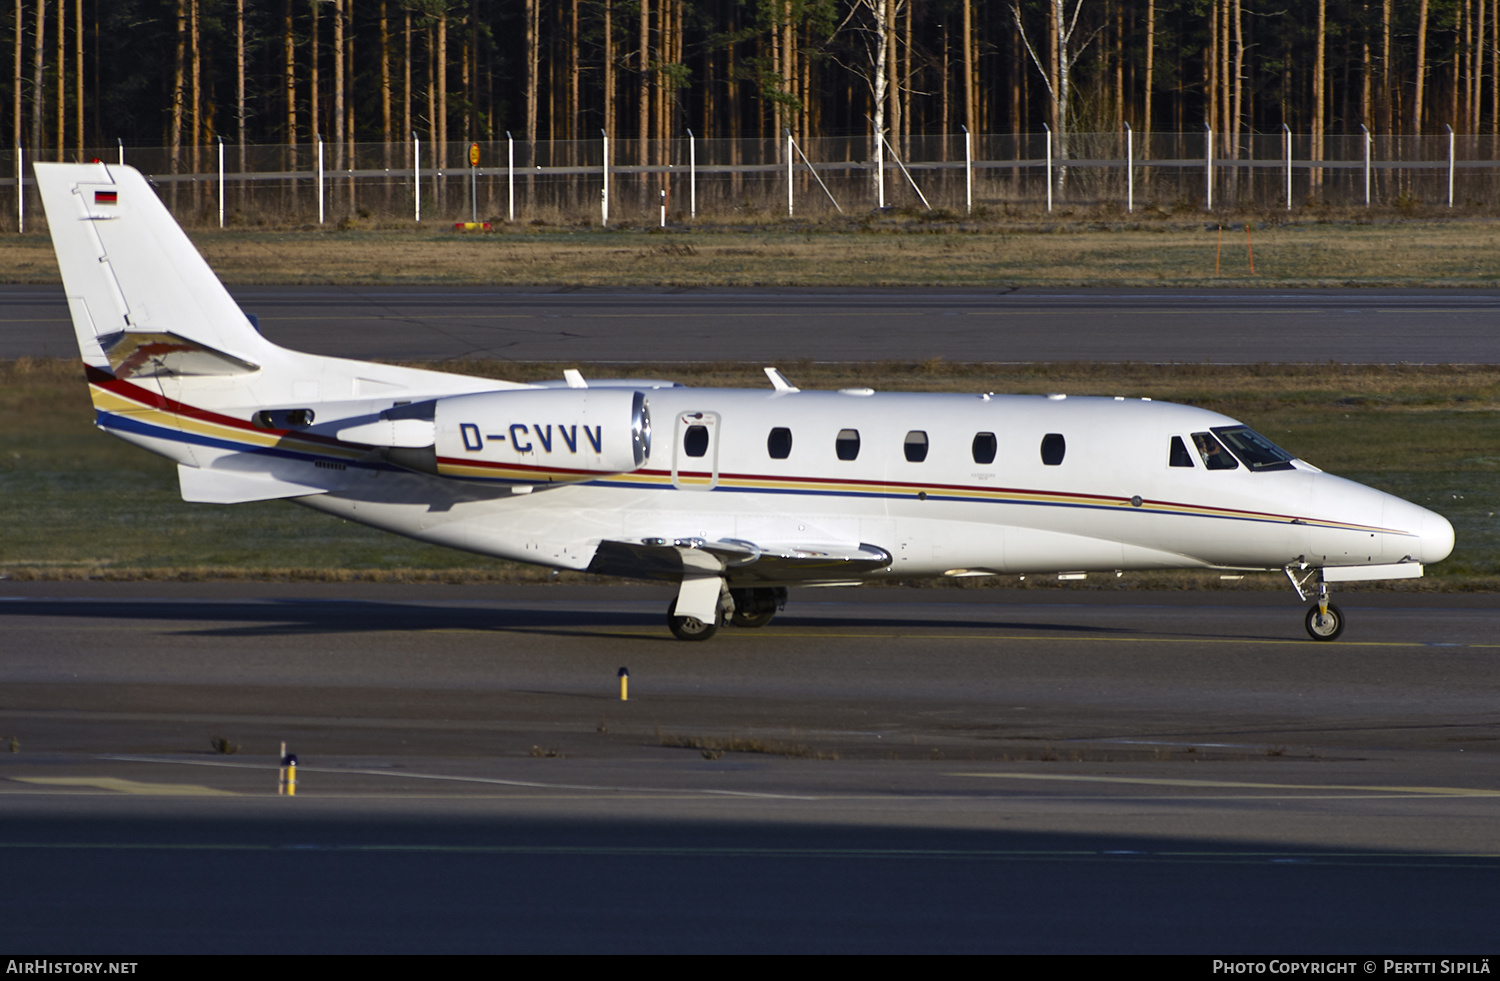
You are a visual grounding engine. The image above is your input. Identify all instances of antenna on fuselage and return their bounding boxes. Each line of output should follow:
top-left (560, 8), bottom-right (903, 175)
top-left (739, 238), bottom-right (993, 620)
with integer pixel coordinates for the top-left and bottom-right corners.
top-left (764, 367), bottom-right (799, 393)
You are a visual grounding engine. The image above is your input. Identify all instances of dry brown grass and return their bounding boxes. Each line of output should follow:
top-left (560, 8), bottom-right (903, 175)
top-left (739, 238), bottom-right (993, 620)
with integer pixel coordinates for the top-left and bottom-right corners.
top-left (4, 215), bottom-right (1500, 286)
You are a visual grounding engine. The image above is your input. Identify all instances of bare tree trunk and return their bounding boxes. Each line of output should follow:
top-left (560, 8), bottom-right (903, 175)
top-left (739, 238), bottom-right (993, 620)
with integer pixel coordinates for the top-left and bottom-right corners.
top-left (29, 0), bottom-right (42, 157)
top-left (310, 0), bottom-right (319, 145)
top-left (190, 0), bottom-right (200, 202)
top-left (1206, 0), bottom-right (1217, 137)
top-left (872, 0), bottom-right (888, 200)
top-left (524, 0), bottom-right (537, 148)
top-left (237, 0), bottom-right (246, 190)
top-left (886, 0), bottom-right (898, 162)
top-left (345, 1), bottom-right (355, 214)
top-left (1414, 0), bottom-right (1429, 134)
top-left (570, 0), bottom-right (579, 141)
top-left (403, 7), bottom-right (411, 159)
top-left (284, 0), bottom-right (297, 208)
top-left (1475, 0), bottom-right (1486, 134)
top-left (1382, 0), bottom-right (1393, 134)
top-left (604, 0), bottom-right (614, 139)
top-left (1144, 0), bottom-right (1154, 157)
top-left (13, 0), bottom-right (23, 152)
top-left (380, 1), bottom-right (391, 169)
top-left (333, 0), bottom-right (343, 177)
top-left (437, 7), bottom-right (447, 172)
top-left (1361, 4), bottom-right (1372, 129)
top-left (1312, 0), bottom-right (1325, 193)
top-left (72, 0), bottom-right (79, 154)
top-left (1232, 0), bottom-right (1243, 151)
top-left (902, 0), bottom-right (911, 156)
top-left (639, 0), bottom-right (649, 182)
top-left (54, 0), bottom-right (62, 158)
top-left (962, 0), bottom-right (972, 131)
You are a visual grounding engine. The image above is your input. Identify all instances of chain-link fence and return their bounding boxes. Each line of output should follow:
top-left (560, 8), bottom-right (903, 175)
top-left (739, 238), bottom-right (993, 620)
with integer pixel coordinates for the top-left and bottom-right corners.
top-left (3, 128), bottom-right (1495, 229)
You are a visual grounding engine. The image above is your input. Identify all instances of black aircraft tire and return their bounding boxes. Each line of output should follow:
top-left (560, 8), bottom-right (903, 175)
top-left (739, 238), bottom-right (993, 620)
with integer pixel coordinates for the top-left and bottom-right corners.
top-left (729, 609), bottom-right (776, 629)
top-left (667, 600), bottom-right (721, 642)
top-left (1304, 603), bottom-right (1345, 642)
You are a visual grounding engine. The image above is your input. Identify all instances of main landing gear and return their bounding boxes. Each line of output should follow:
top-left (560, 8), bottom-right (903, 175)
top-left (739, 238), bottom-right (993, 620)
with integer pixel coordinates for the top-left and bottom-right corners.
top-left (666, 586), bottom-right (787, 641)
top-left (1285, 564), bottom-right (1345, 642)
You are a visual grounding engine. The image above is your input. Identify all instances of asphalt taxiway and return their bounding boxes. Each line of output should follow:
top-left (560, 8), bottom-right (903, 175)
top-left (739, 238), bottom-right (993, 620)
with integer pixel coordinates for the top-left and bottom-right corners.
top-left (4, 285), bottom-right (1500, 363)
top-left (1, 582), bottom-right (1496, 952)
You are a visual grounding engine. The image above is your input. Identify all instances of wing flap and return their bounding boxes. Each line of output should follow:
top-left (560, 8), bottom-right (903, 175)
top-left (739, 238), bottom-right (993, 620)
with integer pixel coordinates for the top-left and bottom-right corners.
top-left (588, 538), bottom-right (892, 584)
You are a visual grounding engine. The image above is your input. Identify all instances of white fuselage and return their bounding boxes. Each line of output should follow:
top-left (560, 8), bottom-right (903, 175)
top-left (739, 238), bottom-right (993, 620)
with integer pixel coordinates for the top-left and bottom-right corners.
top-left (271, 385), bottom-right (1450, 582)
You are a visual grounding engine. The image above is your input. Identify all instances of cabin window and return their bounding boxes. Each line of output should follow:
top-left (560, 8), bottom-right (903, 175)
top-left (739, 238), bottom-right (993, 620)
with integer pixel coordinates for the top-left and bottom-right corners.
top-left (1212, 426), bottom-right (1296, 472)
top-left (1169, 436), bottom-right (1195, 468)
top-left (972, 432), bottom-right (997, 465)
top-left (1192, 432), bottom-right (1239, 470)
top-left (836, 429), bottom-right (861, 461)
top-left (767, 427), bottom-right (793, 460)
top-left (1040, 433), bottom-right (1066, 466)
top-left (683, 425), bottom-right (710, 458)
top-left (903, 431), bottom-right (929, 463)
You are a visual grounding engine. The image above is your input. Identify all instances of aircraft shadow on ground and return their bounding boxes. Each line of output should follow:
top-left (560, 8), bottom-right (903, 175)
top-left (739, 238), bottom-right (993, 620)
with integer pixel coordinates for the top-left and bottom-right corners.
top-left (0, 597), bottom-right (1223, 641)
top-left (0, 810), bottom-right (1493, 953)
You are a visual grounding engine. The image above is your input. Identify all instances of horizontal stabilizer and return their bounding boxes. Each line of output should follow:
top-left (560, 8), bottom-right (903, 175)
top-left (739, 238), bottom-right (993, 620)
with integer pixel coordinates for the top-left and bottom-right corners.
top-left (178, 464), bottom-right (330, 504)
top-left (101, 330), bottom-right (260, 379)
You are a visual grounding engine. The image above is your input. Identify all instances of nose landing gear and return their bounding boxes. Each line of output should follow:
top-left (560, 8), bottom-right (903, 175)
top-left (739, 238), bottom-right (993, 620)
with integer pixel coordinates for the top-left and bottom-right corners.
top-left (1285, 564), bottom-right (1346, 642)
top-left (1304, 600), bottom-right (1345, 641)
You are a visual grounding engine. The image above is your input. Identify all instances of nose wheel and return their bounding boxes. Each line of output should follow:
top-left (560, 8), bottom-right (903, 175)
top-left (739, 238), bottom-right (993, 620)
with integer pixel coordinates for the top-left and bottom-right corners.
top-left (1304, 602), bottom-right (1344, 641)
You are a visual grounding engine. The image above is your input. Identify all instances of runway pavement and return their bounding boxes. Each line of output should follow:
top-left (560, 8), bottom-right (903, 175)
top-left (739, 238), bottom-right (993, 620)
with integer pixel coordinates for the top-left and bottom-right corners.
top-left (4, 285), bottom-right (1500, 363)
top-left (1, 582), bottom-right (1496, 952)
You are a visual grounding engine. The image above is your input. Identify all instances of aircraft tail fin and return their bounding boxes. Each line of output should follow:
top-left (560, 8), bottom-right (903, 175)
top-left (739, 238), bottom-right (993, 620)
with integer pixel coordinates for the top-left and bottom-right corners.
top-left (33, 162), bottom-right (270, 372)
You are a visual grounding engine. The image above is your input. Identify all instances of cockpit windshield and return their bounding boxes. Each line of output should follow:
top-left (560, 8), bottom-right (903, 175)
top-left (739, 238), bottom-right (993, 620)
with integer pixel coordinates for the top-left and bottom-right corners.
top-left (1211, 426), bottom-right (1297, 472)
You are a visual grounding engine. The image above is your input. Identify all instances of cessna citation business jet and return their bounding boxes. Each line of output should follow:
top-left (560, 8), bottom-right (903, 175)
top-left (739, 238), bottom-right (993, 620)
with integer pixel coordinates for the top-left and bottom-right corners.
top-left (35, 162), bottom-right (1454, 642)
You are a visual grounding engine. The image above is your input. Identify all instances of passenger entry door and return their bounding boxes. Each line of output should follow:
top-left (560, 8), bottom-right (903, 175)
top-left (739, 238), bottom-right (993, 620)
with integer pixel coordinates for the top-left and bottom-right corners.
top-left (672, 411), bottom-right (720, 490)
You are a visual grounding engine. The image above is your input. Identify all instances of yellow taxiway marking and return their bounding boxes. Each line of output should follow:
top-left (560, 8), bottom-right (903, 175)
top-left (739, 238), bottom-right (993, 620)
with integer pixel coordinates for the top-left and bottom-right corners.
top-left (12, 777), bottom-right (236, 797)
top-left (951, 771), bottom-right (1500, 797)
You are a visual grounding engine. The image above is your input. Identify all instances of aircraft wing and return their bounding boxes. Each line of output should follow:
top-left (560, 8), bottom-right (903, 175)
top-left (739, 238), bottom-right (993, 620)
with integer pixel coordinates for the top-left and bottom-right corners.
top-left (588, 537), bottom-right (893, 585)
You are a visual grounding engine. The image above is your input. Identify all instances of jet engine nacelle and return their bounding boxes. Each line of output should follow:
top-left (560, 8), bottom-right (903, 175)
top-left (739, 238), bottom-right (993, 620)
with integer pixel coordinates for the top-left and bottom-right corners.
top-left (432, 387), bottom-right (650, 486)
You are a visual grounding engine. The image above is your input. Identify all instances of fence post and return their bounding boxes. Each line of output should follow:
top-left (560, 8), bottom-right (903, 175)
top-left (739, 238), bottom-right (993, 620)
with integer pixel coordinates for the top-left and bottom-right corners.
top-left (1360, 124), bottom-right (1371, 207)
top-left (687, 129), bottom-right (696, 219)
top-left (1124, 122), bottom-right (1133, 213)
top-left (1283, 123), bottom-right (1292, 210)
top-left (961, 125), bottom-right (972, 215)
top-left (787, 129), bottom-right (794, 217)
top-left (1447, 123), bottom-right (1455, 207)
top-left (117, 138), bottom-right (123, 165)
top-left (317, 136), bottom-right (324, 224)
top-left (217, 136), bottom-right (225, 228)
top-left (413, 132), bottom-right (420, 222)
top-left (15, 144), bottom-right (21, 233)
top-left (601, 129), bottom-right (610, 227)
top-left (1043, 123), bottom-right (1053, 212)
top-left (874, 118), bottom-right (885, 209)
top-left (506, 132), bottom-right (514, 222)
top-left (1205, 123), bottom-right (1214, 210)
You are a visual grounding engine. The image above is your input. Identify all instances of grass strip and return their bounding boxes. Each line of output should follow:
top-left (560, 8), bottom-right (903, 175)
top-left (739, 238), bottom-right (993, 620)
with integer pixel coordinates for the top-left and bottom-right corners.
top-left (4, 214), bottom-right (1500, 288)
